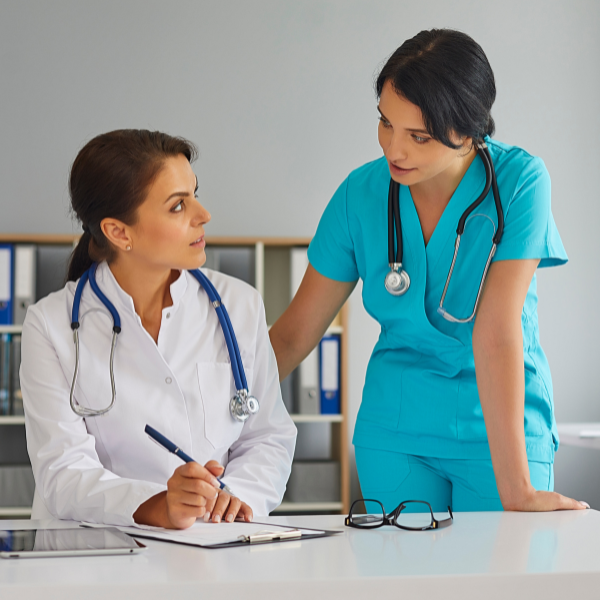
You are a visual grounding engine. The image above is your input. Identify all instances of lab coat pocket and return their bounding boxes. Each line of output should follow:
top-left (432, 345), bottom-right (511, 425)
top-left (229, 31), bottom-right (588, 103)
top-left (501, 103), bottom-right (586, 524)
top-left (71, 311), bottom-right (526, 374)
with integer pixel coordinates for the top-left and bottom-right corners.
top-left (196, 363), bottom-right (249, 451)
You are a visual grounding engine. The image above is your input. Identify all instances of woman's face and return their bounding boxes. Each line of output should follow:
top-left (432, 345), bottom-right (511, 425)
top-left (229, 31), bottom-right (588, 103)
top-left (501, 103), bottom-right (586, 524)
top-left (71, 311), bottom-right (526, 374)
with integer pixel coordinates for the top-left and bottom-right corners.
top-left (128, 154), bottom-right (211, 271)
top-left (377, 80), bottom-right (470, 186)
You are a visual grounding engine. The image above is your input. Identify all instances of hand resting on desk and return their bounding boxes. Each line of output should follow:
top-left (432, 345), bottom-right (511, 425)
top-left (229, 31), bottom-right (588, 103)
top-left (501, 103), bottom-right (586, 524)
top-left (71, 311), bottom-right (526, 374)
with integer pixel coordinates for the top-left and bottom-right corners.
top-left (133, 460), bottom-right (251, 529)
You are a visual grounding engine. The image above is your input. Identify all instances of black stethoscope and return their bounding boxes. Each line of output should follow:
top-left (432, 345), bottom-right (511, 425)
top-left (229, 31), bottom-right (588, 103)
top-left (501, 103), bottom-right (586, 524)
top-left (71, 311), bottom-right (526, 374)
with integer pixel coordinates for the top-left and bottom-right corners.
top-left (385, 142), bottom-right (505, 323)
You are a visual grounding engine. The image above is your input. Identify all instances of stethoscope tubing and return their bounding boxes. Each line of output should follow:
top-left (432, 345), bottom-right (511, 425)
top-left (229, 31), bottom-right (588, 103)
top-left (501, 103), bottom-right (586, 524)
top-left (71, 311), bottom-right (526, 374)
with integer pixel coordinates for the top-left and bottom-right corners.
top-left (387, 142), bottom-right (505, 322)
top-left (69, 264), bottom-right (254, 418)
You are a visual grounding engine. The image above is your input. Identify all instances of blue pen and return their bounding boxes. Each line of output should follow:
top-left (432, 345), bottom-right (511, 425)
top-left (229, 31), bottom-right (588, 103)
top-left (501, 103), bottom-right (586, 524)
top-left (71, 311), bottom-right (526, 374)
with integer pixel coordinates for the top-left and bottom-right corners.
top-left (145, 424), bottom-right (236, 496)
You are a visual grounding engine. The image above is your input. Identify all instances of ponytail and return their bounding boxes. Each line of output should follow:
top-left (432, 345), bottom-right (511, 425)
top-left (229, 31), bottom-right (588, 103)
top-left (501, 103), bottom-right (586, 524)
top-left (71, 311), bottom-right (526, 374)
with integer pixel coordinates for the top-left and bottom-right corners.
top-left (67, 230), bottom-right (94, 282)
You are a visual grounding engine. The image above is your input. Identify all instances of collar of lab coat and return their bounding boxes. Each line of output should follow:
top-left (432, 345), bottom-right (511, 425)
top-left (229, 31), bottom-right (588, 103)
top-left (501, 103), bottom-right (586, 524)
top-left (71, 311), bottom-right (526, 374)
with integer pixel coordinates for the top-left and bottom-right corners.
top-left (93, 261), bottom-right (189, 319)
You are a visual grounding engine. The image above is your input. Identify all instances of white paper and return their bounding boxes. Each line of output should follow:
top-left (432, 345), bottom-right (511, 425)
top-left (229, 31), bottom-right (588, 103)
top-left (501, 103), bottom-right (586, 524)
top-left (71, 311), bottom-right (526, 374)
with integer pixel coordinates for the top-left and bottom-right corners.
top-left (83, 521), bottom-right (323, 547)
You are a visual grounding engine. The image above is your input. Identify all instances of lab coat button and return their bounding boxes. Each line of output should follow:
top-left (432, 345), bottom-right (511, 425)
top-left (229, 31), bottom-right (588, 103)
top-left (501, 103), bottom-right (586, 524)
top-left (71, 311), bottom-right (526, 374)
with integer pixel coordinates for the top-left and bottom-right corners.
top-left (165, 377), bottom-right (172, 384)
top-left (166, 312), bottom-right (171, 319)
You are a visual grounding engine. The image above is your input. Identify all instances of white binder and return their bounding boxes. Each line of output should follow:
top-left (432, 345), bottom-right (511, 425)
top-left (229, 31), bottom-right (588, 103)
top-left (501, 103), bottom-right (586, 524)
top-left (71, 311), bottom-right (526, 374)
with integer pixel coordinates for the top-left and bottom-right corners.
top-left (290, 248), bottom-right (319, 414)
top-left (13, 245), bottom-right (36, 325)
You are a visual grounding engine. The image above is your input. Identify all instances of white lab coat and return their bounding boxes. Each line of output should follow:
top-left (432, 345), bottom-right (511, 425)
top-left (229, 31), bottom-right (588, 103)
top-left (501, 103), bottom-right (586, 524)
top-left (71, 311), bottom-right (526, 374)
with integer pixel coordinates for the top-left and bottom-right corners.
top-left (21, 262), bottom-right (297, 525)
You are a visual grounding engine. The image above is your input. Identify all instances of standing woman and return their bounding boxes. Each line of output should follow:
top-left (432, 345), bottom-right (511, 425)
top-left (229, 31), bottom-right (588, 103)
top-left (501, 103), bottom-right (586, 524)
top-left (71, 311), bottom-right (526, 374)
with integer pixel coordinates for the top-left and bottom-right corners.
top-left (270, 29), bottom-right (587, 512)
top-left (21, 130), bottom-right (296, 528)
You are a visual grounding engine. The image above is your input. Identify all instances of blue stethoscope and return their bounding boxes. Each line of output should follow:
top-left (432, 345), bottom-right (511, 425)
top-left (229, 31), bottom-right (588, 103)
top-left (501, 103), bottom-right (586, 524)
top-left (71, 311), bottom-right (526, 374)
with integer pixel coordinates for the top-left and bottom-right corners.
top-left (69, 263), bottom-right (260, 421)
top-left (384, 142), bottom-right (505, 323)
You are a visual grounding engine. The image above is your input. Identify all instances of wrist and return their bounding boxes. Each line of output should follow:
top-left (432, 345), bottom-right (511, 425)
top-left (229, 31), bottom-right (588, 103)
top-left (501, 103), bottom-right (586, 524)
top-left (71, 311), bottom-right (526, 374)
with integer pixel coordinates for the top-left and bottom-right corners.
top-left (499, 482), bottom-right (536, 511)
top-left (133, 491), bottom-right (170, 527)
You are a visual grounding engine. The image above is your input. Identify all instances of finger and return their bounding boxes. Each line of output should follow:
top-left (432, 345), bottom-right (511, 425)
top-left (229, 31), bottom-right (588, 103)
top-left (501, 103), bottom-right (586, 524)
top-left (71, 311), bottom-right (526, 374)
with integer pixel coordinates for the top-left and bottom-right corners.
top-left (176, 477), bottom-right (219, 500)
top-left (239, 502), bottom-right (253, 523)
top-left (172, 490), bottom-right (208, 508)
top-left (224, 497), bottom-right (242, 523)
top-left (176, 462), bottom-right (222, 489)
top-left (555, 493), bottom-right (589, 511)
top-left (203, 495), bottom-right (218, 522)
top-left (204, 460), bottom-right (225, 478)
top-left (212, 492), bottom-right (232, 523)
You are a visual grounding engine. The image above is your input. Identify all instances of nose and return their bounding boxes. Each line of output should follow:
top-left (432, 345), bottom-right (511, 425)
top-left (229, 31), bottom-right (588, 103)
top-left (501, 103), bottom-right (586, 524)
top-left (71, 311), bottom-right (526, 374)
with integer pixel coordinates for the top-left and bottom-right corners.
top-left (193, 200), bottom-right (211, 226)
top-left (385, 132), bottom-right (409, 164)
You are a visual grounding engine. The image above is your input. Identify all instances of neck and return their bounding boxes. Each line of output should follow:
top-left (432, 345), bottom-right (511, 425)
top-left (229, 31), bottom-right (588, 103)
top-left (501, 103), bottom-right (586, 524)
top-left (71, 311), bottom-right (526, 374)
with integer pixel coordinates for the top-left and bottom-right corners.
top-left (411, 146), bottom-right (478, 207)
top-left (107, 257), bottom-right (178, 325)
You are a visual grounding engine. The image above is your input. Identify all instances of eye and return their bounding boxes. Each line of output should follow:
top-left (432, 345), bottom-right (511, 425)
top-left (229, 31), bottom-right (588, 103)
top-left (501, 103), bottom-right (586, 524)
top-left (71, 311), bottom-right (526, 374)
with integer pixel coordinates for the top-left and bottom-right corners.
top-left (412, 134), bottom-right (430, 144)
top-left (378, 116), bottom-right (392, 129)
top-left (171, 199), bottom-right (184, 213)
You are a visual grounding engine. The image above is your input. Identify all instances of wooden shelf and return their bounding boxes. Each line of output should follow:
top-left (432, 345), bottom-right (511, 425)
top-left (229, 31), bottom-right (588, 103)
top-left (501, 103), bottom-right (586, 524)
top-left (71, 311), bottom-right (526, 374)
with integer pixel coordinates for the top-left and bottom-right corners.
top-left (290, 414), bottom-right (343, 423)
top-left (0, 325), bottom-right (24, 334)
top-left (0, 507), bottom-right (32, 518)
top-left (0, 416), bottom-right (25, 425)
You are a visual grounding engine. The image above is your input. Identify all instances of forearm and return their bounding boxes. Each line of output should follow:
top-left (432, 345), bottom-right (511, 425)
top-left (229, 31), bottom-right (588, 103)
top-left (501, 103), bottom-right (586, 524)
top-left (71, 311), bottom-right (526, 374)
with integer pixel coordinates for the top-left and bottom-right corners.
top-left (473, 335), bottom-right (532, 509)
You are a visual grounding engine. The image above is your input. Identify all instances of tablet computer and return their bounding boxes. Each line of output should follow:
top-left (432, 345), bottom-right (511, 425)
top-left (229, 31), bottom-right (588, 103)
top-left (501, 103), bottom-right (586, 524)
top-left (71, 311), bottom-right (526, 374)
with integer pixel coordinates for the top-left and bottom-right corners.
top-left (0, 527), bottom-right (146, 558)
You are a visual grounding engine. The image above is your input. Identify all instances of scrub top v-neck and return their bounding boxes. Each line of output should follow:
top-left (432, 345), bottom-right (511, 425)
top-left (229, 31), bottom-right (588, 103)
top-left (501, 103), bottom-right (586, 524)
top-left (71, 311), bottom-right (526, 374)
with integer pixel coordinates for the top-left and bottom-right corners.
top-left (308, 137), bottom-right (567, 463)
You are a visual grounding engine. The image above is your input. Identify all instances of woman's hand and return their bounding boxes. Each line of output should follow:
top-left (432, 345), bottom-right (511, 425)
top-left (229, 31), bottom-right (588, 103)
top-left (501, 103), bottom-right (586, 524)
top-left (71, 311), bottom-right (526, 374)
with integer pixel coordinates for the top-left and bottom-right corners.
top-left (133, 461), bottom-right (222, 529)
top-left (202, 460), bottom-right (254, 523)
top-left (502, 487), bottom-right (589, 512)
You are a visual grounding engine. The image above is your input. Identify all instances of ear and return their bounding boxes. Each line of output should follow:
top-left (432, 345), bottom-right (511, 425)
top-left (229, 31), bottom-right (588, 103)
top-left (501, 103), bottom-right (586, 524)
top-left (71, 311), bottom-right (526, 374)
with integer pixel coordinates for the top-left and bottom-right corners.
top-left (100, 218), bottom-right (132, 252)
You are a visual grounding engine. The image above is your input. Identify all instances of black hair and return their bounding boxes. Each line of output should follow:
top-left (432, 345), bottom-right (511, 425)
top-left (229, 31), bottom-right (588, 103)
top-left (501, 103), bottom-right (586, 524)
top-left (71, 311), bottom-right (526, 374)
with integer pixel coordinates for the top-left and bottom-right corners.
top-left (67, 129), bottom-right (198, 282)
top-left (376, 29), bottom-right (496, 148)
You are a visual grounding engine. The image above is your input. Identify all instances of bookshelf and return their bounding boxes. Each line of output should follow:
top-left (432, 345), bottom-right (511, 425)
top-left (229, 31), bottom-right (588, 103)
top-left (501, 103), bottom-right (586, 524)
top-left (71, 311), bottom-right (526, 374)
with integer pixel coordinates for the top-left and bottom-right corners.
top-left (0, 234), bottom-right (350, 517)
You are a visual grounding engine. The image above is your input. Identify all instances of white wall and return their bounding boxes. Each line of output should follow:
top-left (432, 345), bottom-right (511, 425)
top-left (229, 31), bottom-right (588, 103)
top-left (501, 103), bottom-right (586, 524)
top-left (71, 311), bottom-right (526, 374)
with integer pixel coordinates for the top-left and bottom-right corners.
top-left (2, 0), bottom-right (599, 505)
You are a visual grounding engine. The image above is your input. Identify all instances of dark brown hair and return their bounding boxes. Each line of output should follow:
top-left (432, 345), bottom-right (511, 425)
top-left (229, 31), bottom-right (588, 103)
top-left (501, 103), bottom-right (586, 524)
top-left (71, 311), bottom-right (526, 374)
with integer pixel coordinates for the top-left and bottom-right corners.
top-left (67, 129), bottom-right (198, 281)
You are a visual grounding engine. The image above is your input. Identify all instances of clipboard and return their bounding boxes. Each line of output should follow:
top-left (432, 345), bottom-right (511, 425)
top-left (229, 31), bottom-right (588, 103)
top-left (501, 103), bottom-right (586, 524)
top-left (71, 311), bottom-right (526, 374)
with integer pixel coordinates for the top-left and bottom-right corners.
top-left (82, 521), bottom-right (343, 549)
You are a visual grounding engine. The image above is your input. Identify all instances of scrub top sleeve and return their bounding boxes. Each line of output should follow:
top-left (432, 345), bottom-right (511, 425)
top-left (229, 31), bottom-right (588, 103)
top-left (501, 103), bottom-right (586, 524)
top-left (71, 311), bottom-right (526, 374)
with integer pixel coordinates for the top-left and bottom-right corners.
top-left (493, 156), bottom-right (568, 268)
top-left (308, 177), bottom-right (360, 282)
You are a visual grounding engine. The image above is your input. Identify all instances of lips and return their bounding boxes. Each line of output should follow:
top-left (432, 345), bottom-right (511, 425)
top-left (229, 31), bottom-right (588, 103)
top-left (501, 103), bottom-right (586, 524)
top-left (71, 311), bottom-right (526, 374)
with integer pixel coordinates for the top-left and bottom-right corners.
top-left (190, 235), bottom-right (205, 247)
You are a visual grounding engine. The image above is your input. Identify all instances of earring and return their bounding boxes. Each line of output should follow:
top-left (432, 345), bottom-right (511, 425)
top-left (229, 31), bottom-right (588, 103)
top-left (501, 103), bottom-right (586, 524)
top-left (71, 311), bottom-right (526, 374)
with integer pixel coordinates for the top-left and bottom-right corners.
top-left (126, 245), bottom-right (132, 251)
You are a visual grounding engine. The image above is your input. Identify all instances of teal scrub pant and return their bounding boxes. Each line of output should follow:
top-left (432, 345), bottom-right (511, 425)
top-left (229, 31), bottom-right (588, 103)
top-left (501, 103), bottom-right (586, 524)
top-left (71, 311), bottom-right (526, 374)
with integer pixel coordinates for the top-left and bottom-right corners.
top-left (355, 447), bottom-right (554, 513)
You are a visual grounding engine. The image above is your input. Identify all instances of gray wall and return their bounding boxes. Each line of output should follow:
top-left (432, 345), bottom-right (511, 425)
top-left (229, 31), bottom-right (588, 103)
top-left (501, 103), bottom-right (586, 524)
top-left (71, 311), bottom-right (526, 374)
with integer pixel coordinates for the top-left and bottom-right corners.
top-left (2, 0), bottom-right (599, 506)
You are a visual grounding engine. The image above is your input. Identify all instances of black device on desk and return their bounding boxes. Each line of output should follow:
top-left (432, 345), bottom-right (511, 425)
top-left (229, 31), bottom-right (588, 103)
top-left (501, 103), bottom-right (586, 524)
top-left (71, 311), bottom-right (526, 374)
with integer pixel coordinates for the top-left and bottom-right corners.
top-left (0, 527), bottom-right (146, 558)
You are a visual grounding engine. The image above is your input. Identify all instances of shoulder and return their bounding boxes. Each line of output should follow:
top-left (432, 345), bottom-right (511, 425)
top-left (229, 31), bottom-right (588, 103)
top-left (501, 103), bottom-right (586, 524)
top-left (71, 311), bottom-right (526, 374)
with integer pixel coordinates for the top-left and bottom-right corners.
top-left (346, 156), bottom-right (389, 193)
top-left (486, 138), bottom-right (549, 183)
top-left (25, 280), bottom-right (77, 331)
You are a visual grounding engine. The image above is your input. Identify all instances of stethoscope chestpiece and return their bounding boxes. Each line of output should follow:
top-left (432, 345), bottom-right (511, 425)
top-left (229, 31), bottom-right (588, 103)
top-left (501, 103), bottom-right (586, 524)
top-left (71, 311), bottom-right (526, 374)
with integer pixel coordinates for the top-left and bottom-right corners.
top-left (230, 389), bottom-right (260, 422)
top-left (385, 263), bottom-right (410, 296)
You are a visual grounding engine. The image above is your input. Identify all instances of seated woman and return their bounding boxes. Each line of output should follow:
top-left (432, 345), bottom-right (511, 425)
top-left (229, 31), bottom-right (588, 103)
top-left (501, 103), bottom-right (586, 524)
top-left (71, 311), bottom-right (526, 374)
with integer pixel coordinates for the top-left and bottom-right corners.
top-left (21, 129), bottom-right (297, 529)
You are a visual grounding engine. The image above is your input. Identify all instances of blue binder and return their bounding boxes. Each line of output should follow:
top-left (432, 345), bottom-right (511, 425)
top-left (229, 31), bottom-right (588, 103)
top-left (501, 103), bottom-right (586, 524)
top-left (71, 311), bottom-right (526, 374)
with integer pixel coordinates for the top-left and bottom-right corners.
top-left (319, 335), bottom-right (340, 414)
top-left (0, 245), bottom-right (14, 325)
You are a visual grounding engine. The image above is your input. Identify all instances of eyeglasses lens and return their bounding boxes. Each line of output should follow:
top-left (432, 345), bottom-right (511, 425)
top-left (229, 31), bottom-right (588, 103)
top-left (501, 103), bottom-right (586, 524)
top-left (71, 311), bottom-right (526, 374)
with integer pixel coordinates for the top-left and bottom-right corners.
top-left (350, 500), bottom-right (385, 527)
top-left (393, 501), bottom-right (434, 529)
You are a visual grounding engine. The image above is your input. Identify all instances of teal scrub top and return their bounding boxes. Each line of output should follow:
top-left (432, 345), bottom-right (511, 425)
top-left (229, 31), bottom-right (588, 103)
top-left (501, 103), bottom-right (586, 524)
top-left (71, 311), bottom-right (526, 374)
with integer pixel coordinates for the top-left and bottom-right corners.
top-left (308, 138), bottom-right (567, 463)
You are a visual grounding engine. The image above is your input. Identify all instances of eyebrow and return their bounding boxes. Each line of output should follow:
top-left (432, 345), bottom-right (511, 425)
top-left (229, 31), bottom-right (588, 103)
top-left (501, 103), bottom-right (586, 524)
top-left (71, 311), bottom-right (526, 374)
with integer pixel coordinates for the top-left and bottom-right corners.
top-left (164, 177), bottom-right (199, 203)
top-left (377, 106), bottom-right (430, 135)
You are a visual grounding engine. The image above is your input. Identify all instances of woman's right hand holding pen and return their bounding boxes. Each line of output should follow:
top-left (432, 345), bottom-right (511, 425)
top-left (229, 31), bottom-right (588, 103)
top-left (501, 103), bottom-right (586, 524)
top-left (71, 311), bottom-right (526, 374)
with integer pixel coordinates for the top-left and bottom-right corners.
top-left (134, 461), bottom-right (222, 529)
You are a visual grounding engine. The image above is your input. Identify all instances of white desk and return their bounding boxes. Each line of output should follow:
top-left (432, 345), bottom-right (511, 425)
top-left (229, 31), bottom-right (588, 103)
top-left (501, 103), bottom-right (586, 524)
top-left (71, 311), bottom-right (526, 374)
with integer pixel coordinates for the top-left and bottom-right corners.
top-left (1, 512), bottom-right (600, 600)
top-left (557, 422), bottom-right (600, 450)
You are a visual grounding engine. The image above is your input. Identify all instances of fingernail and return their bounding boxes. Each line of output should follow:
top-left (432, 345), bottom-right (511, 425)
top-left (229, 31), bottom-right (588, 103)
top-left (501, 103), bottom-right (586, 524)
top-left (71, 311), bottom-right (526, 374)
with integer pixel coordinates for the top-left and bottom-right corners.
top-left (211, 478), bottom-right (222, 489)
top-left (247, 515), bottom-right (253, 522)
top-left (580, 501), bottom-right (590, 509)
top-left (203, 511), bottom-right (211, 522)
top-left (226, 514), bottom-right (234, 523)
top-left (214, 515), bottom-right (221, 523)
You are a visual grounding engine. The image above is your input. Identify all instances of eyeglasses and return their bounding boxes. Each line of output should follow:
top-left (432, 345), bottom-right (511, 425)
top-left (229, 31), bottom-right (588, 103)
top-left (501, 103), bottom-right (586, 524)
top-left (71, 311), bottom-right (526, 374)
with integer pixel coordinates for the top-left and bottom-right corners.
top-left (345, 499), bottom-right (454, 532)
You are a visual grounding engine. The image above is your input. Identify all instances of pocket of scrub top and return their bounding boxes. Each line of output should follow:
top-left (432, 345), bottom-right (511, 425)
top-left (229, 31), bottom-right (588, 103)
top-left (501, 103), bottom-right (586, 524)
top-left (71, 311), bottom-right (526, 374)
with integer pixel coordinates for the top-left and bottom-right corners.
top-left (196, 363), bottom-right (249, 451)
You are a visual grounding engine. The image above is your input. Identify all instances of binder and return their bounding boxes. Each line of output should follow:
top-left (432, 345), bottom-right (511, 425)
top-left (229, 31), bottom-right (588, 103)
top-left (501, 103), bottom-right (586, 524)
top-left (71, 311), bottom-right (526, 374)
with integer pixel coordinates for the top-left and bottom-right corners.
top-left (0, 245), bottom-right (13, 325)
top-left (10, 334), bottom-right (22, 415)
top-left (13, 245), bottom-right (36, 324)
top-left (319, 335), bottom-right (340, 414)
top-left (35, 245), bottom-right (73, 301)
top-left (204, 247), bottom-right (256, 286)
top-left (290, 248), bottom-right (319, 413)
top-left (0, 333), bottom-right (10, 415)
